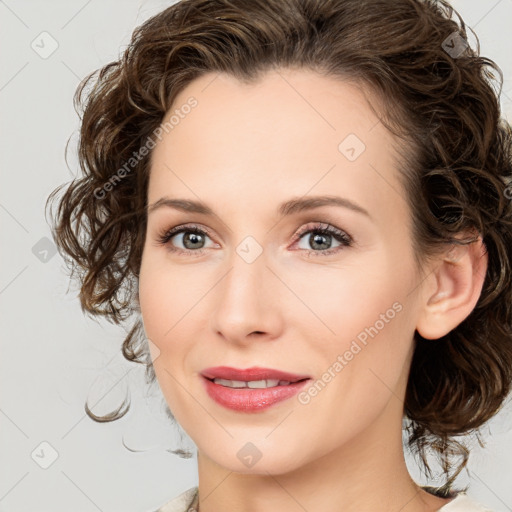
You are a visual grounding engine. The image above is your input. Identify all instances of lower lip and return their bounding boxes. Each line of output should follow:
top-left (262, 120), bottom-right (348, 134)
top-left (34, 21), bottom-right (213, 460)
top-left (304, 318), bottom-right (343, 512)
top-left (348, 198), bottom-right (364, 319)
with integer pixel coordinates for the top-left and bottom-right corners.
top-left (202, 377), bottom-right (311, 412)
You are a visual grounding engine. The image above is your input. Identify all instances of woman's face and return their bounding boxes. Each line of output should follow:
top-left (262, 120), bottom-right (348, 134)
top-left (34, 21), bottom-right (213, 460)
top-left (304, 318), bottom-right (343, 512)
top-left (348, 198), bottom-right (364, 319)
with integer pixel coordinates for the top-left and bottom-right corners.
top-left (139, 68), bottom-right (426, 474)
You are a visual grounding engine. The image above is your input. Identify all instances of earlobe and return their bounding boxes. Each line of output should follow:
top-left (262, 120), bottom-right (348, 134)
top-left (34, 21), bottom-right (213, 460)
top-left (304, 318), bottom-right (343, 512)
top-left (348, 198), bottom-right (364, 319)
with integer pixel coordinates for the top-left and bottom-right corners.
top-left (416, 236), bottom-right (488, 340)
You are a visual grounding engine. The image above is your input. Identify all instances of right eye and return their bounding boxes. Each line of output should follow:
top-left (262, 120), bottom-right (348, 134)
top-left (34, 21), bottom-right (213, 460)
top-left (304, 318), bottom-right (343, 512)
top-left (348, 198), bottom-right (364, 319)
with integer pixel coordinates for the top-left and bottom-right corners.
top-left (156, 223), bottom-right (218, 255)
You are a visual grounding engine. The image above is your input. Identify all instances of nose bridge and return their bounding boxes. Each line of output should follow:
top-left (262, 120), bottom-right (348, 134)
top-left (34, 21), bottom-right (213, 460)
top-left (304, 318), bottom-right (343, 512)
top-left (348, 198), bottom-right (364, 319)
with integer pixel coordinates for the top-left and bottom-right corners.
top-left (210, 243), bottom-right (281, 341)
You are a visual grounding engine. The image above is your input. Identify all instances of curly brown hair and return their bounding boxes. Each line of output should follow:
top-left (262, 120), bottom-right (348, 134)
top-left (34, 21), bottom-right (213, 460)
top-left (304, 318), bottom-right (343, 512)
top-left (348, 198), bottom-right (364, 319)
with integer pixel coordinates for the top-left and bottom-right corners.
top-left (45, 0), bottom-right (512, 493)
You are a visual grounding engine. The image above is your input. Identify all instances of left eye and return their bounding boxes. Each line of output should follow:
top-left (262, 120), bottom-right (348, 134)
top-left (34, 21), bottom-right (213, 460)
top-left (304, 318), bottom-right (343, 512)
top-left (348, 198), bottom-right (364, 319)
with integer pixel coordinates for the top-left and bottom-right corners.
top-left (293, 223), bottom-right (352, 255)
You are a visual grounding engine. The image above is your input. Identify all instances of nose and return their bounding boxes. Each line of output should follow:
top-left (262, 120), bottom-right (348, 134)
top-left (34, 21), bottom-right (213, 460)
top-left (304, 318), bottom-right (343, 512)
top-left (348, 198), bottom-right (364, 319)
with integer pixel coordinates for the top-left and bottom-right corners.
top-left (209, 253), bottom-right (283, 345)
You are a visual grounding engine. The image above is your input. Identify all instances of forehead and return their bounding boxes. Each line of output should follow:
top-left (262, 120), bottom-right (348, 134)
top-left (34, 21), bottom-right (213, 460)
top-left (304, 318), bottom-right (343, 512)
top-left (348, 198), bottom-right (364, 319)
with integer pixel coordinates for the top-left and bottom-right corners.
top-left (148, 68), bottom-right (409, 226)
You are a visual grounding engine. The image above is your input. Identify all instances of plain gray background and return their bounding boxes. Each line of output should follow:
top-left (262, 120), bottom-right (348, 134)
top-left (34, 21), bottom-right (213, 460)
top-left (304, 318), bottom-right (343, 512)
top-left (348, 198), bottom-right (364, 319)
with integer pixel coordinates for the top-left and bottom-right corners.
top-left (1, 1), bottom-right (511, 511)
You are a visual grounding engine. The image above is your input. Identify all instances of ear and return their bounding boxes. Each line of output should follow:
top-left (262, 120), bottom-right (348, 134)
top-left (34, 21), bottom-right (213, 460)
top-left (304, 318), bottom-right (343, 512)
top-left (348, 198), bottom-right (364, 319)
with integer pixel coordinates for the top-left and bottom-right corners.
top-left (416, 235), bottom-right (488, 340)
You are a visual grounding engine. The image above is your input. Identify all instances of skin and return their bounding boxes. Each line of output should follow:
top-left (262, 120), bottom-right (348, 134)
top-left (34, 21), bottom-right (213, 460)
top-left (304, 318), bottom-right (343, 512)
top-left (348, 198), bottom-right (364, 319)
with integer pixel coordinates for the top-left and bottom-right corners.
top-left (138, 68), bottom-right (488, 512)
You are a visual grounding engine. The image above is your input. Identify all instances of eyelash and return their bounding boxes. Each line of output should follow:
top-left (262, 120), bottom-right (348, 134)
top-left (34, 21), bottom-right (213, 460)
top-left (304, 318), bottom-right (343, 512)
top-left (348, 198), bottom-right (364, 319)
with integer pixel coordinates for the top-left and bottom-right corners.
top-left (155, 222), bottom-right (353, 257)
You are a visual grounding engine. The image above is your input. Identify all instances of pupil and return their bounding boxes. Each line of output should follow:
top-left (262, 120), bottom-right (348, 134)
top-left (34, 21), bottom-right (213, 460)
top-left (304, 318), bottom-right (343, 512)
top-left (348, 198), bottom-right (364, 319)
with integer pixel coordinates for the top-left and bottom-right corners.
top-left (184, 232), bottom-right (203, 249)
top-left (311, 233), bottom-right (330, 250)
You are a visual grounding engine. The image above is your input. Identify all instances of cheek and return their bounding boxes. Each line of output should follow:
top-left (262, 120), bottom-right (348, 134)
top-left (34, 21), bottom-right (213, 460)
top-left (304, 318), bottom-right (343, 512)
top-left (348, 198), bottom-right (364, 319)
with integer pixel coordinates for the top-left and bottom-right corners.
top-left (138, 256), bottom-right (163, 339)
top-left (290, 257), bottom-right (415, 400)
top-left (281, 253), bottom-right (406, 341)
top-left (138, 251), bottom-right (196, 340)
top-left (295, 288), bottom-right (413, 448)
top-left (138, 251), bottom-right (212, 388)
top-left (138, 254), bottom-right (186, 375)
top-left (138, 256), bottom-right (192, 413)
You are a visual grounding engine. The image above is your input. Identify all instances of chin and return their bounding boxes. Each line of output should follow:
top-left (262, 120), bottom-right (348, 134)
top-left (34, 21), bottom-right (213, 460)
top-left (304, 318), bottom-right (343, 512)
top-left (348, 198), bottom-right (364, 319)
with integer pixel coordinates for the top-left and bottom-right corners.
top-left (199, 444), bottom-right (309, 476)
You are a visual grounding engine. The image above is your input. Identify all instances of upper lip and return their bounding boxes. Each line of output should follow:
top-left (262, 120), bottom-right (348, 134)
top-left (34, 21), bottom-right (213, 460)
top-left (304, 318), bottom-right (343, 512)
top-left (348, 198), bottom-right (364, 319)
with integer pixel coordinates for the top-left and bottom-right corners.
top-left (201, 366), bottom-right (311, 383)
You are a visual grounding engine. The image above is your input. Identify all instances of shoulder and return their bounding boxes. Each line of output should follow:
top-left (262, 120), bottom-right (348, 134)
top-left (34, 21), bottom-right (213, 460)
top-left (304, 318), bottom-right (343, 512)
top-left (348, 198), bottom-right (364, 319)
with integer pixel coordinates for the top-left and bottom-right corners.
top-left (152, 486), bottom-right (199, 512)
top-left (437, 492), bottom-right (494, 512)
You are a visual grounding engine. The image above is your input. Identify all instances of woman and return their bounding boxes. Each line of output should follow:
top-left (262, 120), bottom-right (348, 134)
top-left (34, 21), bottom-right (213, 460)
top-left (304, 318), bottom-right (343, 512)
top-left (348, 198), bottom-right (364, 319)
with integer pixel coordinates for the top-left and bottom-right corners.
top-left (46, 0), bottom-right (512, 510)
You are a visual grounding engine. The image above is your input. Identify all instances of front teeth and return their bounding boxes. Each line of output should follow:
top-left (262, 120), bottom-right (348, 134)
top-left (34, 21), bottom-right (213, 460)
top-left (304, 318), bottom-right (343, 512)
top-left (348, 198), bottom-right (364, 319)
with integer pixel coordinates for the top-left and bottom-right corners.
top-left (212, 378), bottom-right (292, 388)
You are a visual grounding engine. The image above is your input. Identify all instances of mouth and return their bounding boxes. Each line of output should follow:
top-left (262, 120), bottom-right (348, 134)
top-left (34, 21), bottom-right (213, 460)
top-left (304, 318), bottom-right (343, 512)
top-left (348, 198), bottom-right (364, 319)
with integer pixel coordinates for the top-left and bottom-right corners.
top-left (202, 376), bottom-right (310, 388)
top-left (200, 368), bottom-right (312, 412)
top-left (200, 366), bottom-right (312, 388)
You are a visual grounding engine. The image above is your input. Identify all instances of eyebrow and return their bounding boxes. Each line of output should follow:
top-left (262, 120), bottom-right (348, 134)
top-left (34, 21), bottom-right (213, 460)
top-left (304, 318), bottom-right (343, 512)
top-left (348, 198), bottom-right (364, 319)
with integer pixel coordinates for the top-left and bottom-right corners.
top-left (147, 195), bottom-right (371, 219)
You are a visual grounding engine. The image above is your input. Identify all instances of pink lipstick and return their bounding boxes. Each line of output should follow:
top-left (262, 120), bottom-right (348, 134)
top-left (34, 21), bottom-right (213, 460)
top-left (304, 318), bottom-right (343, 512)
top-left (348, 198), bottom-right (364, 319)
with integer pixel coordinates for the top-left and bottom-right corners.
top-left (200, 366), bottom-right (311, 412)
